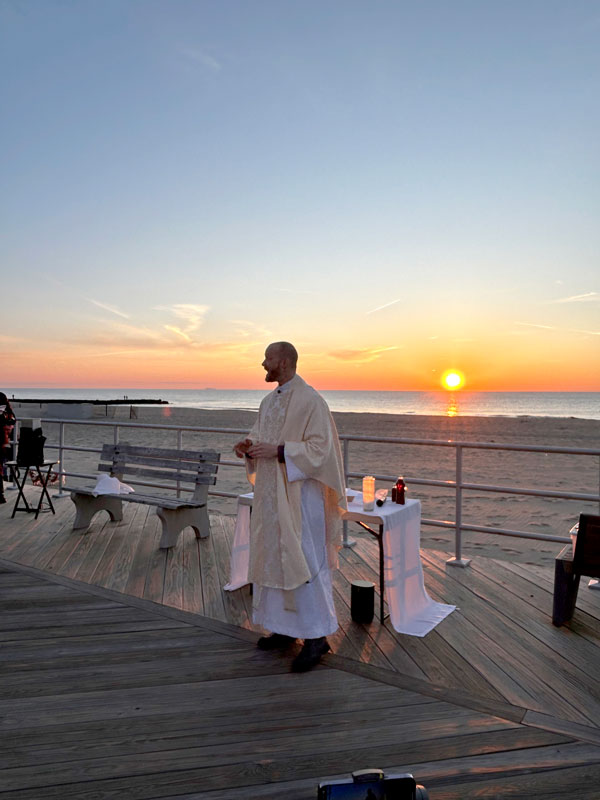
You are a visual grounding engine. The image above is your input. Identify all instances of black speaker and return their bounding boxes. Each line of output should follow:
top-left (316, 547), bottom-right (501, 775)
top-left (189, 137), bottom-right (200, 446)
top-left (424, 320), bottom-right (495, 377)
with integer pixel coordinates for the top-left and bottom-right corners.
top-left (351, 580), bottom-right (374, 623)
top-left (17, 427), bottom-right (46, 467)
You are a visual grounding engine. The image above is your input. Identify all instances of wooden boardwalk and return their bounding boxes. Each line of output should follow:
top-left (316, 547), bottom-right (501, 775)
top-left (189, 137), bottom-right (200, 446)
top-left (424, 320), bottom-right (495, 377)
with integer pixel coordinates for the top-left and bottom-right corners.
top-left (1, 489), bottom-right (600, 797)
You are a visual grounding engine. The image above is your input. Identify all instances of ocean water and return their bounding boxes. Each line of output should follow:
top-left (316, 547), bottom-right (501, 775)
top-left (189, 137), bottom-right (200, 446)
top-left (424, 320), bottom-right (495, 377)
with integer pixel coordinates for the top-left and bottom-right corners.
top-left (5, 388), bottom-right (600, 420)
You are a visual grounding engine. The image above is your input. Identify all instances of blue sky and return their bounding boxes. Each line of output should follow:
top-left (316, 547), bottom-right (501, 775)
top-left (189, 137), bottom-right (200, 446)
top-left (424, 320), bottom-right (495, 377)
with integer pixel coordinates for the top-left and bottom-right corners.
top-left (1, 0), bottom-right (598, 389)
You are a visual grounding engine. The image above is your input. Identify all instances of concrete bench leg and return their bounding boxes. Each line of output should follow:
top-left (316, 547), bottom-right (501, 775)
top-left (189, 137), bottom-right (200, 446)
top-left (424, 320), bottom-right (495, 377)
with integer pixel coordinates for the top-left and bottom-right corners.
top-left (70, 493), bottom-right (123, 532)
top-left (156, 506), bottom-right (210, 549)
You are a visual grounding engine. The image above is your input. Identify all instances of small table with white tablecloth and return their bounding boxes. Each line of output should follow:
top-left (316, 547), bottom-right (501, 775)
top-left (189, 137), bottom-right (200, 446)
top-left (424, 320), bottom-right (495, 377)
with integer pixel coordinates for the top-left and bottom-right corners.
top-left (225, 491), bottom-right (455, 637)
top-left (343, 493), bottom-right (455, 635)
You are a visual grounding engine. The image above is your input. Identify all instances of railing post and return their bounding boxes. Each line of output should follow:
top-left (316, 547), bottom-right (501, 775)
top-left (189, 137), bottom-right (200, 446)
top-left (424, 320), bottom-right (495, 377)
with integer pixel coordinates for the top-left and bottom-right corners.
top-left (53, 421), bottom-right (68, 498)
top-left (6, 422), bottom-right (18, 492)
top-left (176, 429), bottom-right (183, 497)
top-left (447, 444), bottom-right (470, 567)
top-left (342, 438), bottom-right (356, 548)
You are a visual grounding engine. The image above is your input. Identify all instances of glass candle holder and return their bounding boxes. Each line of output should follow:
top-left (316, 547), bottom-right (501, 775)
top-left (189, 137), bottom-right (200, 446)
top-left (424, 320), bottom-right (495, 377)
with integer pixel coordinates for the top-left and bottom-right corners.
top-left (362, 476), bottom-right (375, 511)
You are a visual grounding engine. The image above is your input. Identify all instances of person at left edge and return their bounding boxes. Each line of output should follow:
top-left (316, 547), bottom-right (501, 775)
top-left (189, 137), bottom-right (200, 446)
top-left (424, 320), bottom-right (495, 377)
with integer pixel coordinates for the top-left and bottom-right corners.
top-left (0, 393), bottom-right (16, 504)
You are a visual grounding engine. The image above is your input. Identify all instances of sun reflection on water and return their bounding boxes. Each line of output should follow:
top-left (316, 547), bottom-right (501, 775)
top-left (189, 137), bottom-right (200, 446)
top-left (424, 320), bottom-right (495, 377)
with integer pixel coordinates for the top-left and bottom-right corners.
top-left (446, 394), bottom-right (459, 417)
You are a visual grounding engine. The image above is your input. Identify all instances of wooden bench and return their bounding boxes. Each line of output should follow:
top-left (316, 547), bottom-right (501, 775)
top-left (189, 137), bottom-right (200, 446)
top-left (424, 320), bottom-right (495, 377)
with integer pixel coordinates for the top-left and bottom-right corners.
top-left (552, 513), bottom-right (600, 626)
top-left (65, 444), bottom-right (220, 549)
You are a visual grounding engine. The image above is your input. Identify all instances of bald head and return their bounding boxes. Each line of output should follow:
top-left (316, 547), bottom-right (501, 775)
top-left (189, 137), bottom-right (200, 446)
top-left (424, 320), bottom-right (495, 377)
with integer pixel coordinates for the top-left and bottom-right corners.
top-left (262, 341), bottom-right (298, 385)
top-left (269, 341), bottom-right (298, 367)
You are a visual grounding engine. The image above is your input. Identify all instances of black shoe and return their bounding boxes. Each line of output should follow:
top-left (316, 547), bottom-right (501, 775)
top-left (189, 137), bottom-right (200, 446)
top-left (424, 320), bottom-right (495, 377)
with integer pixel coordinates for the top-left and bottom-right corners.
top-left (291, 637), bottom-right (330, 672)
top-left (0, 495), bottom-right (6, 505)
top-left (257, 633), bottom-right (297, 651)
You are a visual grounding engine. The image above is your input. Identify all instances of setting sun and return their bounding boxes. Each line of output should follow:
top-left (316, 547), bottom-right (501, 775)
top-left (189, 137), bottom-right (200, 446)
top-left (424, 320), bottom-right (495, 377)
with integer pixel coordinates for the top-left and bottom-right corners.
top-left (442, 370), bottom-right (465, 391)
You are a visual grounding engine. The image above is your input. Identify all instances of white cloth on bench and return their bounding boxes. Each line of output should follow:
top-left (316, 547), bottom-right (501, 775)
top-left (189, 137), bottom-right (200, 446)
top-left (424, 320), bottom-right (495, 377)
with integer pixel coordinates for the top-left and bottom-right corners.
top-left (92, 474), bottom-right (135, 496)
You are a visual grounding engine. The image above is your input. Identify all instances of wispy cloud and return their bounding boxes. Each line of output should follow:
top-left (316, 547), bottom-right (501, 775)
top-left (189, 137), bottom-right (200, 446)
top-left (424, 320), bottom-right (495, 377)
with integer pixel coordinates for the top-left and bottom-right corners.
top-left (366, 298), bottom-right (402, 315)
top-left (164, 325), bottom-right (193, 343)
top-left (515, 322), bottom-right (599, 336)
top-left (197, 340), bottom-right (256, 354)
top-left (178, 45), bottom-right (222, 72)
top-left (85, 349), bottom-right (146, 358)
top-left (89, 322), bottom-right (173, 349)
top-left (328, 346), bottom-right (399, 364)
top-left (274, 287), bottom-right (320, 296)
top-left (515, 322), bottom-right (556, 331)
top-left (550, 291), bottom-right (599, 304)
top-left (88, 299), bottom-right (130, 319)
top-left (155, 304), bottom-right (210, 342)
top-left (229, 320), bottom-right (272, 340)
top-left (79, 321), bottom-right (260, 354)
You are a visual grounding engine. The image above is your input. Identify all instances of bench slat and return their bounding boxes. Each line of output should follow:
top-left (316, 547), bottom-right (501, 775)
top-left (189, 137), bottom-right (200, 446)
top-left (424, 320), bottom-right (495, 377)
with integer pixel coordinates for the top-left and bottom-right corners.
top-left (65, 486), bottom-right (205, 509)
top-left (97, 463), bottom-right (217, 485)
top-left (100, 452), bottom-right (218, 473)
top-left (101, 443), bottom-right (219, 463)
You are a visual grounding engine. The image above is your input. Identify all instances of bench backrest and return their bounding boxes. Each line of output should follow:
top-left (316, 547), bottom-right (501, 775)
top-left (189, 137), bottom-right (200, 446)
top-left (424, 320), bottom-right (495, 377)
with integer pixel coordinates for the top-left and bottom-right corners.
top-left (573, 514), bottom-right (600, 579)
top-left (99, 444), bottom-right (219, 502)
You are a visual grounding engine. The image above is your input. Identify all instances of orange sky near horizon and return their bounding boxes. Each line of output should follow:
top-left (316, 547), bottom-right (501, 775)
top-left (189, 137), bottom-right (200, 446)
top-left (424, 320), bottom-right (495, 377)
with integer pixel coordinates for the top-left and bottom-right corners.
top-left (4, 329), bottom-right (599, 391)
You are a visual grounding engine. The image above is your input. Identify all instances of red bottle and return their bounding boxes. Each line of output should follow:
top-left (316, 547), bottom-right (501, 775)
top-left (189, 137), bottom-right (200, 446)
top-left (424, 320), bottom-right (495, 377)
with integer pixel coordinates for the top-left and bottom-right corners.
top-left (394, 477), bottom-right (406, 504)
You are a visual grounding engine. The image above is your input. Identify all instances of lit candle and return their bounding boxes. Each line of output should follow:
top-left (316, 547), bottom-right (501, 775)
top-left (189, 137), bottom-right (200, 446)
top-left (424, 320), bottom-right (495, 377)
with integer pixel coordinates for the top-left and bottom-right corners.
top-left (362, 476), bottom-right (375, 511)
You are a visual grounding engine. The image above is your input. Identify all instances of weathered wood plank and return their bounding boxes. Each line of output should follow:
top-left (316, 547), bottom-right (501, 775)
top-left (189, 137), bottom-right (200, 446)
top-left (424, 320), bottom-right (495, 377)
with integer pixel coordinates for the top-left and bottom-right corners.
top-left (67, 485), bottom-right (213, 506)
top-left (142, 532), bottom-right (168, 603)
top-left (351, 535), bottom-right (531, 704)
top-left (500, 557), bottom-right (600, 636)
top-left (104, 504), bottom-right (152, 594)
top-left (102, 452), bottom-right (218, 471)
top-left (96, 465), bottom-right (217, 486)
top-left (84, 504), bottom-right (148, 589)
top-left (0, 726), bottom-right (568, 799)
top-left (101, 443), bottom-right (220, 462)
top-left (341, 538), bottom-right (505, 700)
top-left (161, 529), bottom-right (186, 608)
top-left (9, 497), bottom-right (76, 565)
top-left (442, 551), bottom-right (600, 687)
top-left (199, 526), bottom-right (228, 622)
top-left (428, 761), bottom-right (600, 800)
top-left (1, 494), bottom-right (600, 757)
top-left (66, 512), bottom-right (125, 584)
top-left (219, 515), bottom-right (256, 629)
top-left (0, 498), bottom-right (69, 559)
top-left (2, 674), bottom-right (433, 746)
top-left (123, 517), bottom-right (163, 598)
top-left (329, 562), bottom-right (396, 667)
top-left (1, 559), bottom-right (595, 800)
top-left (180, 523), bottom-right (204, 615)
top-left (419, 549), bottom-right (600, 726)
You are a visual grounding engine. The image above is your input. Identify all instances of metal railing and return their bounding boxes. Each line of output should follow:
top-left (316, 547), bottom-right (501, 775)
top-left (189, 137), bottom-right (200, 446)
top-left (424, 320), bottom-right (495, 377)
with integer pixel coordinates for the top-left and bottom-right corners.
top-left (16, 417), bottom-right (600, 567)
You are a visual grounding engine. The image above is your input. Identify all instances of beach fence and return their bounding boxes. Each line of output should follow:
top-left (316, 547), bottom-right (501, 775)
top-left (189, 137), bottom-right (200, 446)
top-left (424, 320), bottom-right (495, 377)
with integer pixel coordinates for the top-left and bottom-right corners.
top-left (14, 417), bottom-right (599, 566)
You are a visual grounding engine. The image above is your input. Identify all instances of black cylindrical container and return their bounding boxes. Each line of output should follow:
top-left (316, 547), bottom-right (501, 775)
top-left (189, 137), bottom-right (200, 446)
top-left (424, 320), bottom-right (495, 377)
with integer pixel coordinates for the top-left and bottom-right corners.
top-left (351, 580), bottom-right (375, 623)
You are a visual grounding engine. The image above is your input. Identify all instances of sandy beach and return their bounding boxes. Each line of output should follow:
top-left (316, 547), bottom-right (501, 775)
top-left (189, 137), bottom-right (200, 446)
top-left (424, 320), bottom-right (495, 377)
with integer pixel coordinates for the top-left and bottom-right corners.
top-left (38, 405), bottom-right (600, 568)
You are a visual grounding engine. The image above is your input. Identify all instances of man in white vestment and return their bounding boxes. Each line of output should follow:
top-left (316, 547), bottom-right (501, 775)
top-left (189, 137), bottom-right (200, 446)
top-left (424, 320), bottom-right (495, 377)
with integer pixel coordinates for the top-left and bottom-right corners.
top-left (233, 342), bottom-right (346, 672)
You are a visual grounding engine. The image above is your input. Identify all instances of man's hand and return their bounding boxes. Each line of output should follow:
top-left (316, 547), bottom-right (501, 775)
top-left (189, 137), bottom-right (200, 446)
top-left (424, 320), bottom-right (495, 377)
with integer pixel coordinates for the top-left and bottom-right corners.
top-left (233, 438), bottom-right (252, 458)
top-left (247, 442), bottom-right (279, 459)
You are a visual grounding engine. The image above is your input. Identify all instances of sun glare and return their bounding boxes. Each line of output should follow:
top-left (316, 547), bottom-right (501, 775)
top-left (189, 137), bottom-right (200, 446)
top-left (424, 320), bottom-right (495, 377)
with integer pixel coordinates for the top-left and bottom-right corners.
top-left (442, 370), bottom-right (465, 391)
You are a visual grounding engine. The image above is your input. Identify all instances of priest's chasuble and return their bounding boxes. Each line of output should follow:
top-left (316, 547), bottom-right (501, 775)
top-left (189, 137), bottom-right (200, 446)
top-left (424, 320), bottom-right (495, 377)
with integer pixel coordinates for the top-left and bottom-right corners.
top-left (245, 374), bottom-right (346, 592)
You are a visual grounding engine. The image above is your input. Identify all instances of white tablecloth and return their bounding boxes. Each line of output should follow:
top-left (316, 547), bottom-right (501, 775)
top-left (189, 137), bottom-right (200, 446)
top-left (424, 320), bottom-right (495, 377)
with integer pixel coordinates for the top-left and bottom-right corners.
top-left (344, 495), bottom-right (455, 636)
top-left (224, 494), bottom-right (254, 591)
top-left (225, 491), bottom-right (455, 636)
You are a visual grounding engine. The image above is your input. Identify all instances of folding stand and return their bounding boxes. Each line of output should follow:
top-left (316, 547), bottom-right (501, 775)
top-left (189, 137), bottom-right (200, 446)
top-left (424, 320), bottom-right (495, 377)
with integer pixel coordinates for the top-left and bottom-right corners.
top-left (6, 460), bottom-right (57, 520)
